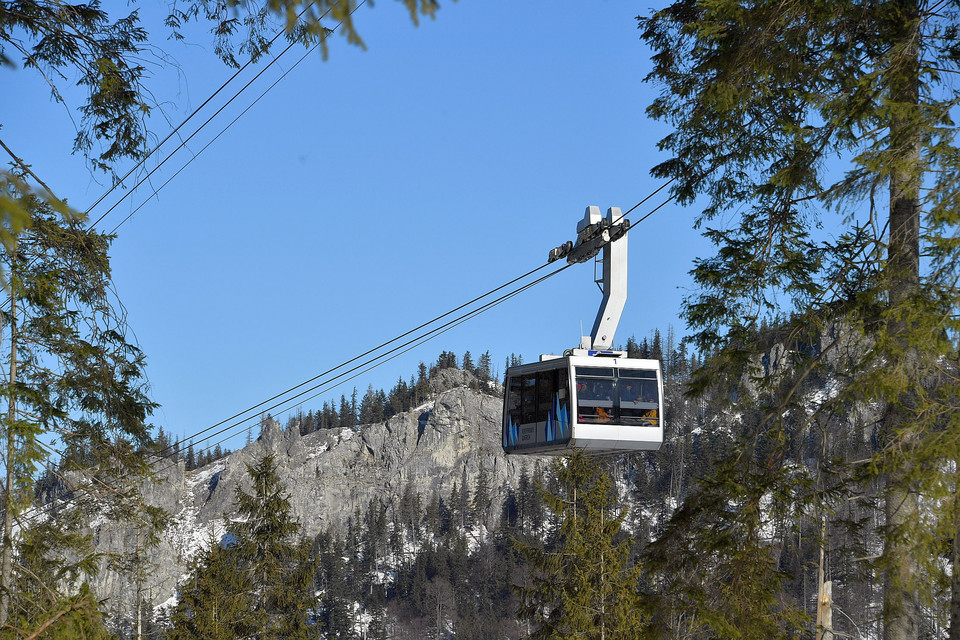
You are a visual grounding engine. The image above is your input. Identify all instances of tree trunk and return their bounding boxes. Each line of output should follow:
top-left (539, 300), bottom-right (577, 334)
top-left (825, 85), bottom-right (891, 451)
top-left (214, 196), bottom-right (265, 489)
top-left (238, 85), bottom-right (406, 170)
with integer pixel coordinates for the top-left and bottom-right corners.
top-left (949, 497), bottom-right (960, 640)
top-left (882, 2), bottom-right (921, 638)
top-left (883, 482), bottom-right (919, 640)
top-left (135, 528), bottom-right (143, 640)
top-left (0, 283), bottom-right (16, 625)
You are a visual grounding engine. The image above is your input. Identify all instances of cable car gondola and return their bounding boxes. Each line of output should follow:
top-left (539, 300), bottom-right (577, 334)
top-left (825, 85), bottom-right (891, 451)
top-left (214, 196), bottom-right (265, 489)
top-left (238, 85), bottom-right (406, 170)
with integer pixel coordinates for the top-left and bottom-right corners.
top-left (502, 353), bottom-right (662, 454)
top-left (502, 206), bottom-right (664, 455)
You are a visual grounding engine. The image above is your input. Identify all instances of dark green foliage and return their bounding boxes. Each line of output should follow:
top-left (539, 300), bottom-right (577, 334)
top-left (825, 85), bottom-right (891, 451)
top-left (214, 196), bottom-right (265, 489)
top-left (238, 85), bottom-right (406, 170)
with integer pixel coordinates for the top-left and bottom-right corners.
top-left (1, 1), bottom-right (151, 175)
top-left (1, 191), bottom-right (156, 483)
top-left (313, 530), bottom-right (354, 639)
top-left (169, 453), bottom-right (315, 639)
top-left (168, 529), bottom-right (250, 640)
top-left (399, 480), bottom-right (423, 542)
top-left (473, 463), bottom-right (491, 530)
top-left (6, 517), bottom-right (112, 638)
top-left (0, 182), bottom-right (159, 627)
top-left (455, 466), bottom-right (470, 531)
top-left (640, 1), bottom-right (960, 637)
top-left (433, 350), bottom-right (458, 373)
top-left (515, 452), bottom-right (646, 640)
top-left (641, 454), bottom-right (812, 640)
top-left (520, 463), bottom-right (547, 536)
top-left (416, 362), bottom-right (430, 403)
top-left (337, 394), bottom-right (353, 430)
top-left (320, 401), bottom-right (340, 430)
top-left (476, 350), bottom-right (492, 381)
top-left (232, 454), bottom-right (315, 638)
top-left (388, 377), bottom-right (410, 415)
top-left (360, 384), bottom-right (385, 424)
top-left (4, 583), bottom-right (111, 639)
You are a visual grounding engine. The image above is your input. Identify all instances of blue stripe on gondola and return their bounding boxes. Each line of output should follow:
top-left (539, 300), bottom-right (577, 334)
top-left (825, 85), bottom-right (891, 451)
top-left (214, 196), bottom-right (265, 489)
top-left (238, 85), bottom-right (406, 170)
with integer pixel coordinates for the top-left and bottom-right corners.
top-left (556, 396), bottom-right (569, 439)
top-left (542, 392), bottom-right (570, 443)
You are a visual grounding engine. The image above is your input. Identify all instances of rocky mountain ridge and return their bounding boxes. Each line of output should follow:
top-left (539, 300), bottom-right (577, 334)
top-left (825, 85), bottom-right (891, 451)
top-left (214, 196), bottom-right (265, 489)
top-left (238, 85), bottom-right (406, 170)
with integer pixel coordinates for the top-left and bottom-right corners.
top-left (89, 380), bottom-right (526, 615)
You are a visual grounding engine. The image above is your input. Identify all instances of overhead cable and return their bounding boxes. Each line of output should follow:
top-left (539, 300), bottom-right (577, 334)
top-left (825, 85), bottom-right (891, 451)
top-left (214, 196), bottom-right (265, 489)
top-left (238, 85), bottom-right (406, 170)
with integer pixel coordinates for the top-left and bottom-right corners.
top-left (86, 2), bottom-right (329, 229)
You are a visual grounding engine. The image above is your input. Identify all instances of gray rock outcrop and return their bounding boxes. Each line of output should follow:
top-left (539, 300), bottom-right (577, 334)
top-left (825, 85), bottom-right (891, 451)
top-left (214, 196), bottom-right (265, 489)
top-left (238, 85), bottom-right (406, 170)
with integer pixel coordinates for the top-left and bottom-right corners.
top-left (88, 384), bottom-right (535, 613)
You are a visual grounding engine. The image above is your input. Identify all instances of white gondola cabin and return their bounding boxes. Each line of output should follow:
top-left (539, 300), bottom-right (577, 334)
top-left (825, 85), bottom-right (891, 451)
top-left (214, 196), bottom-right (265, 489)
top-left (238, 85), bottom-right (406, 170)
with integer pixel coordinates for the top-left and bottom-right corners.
top-left (501, 205), bottom-right (664, 455)
top-left (502, 353), bottom-right (663, 454)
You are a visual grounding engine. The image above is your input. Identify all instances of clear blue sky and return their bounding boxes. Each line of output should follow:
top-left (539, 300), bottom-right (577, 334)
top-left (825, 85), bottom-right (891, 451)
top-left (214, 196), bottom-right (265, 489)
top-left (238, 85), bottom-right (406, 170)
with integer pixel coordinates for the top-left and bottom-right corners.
top-left (4, 0), bottom-right (711, 452)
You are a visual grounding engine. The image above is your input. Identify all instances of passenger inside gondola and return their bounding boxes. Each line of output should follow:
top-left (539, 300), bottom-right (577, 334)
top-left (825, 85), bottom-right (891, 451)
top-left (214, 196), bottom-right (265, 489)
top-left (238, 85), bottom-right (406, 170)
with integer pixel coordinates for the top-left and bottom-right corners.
top-left (619, 380), bottom-right (643, 425)
top-left (620, 379), bottom-right (658, 425)
top-left (577, 377), bottom-right (614, 423)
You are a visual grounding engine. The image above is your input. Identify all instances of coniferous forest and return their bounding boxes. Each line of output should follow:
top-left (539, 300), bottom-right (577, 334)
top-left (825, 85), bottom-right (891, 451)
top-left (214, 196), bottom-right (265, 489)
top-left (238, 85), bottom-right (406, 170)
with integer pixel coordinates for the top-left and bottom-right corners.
top-left (97, 320), bottom-right (952, 640)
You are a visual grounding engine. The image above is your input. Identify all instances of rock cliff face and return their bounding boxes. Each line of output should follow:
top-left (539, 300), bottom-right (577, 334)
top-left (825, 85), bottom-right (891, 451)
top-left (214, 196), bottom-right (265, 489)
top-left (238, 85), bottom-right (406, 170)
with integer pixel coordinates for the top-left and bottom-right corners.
top-left (89, 384), bottom-right (531, 614)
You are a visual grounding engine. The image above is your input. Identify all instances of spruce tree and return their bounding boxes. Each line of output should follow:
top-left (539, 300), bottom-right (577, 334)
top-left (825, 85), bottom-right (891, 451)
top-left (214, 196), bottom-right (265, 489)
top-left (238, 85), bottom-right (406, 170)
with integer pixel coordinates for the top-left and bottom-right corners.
top-left (424, 490), bottom-right (442, 537)
top-left (527, 464), bottom-right (547, 535)
top-left (448, 482), bottom-right (461, 535)
top-left (454, 466), bottom-right (471, 532)
top-left (359, 384), bottom-right (378, 425)
top-left (399, 481), bottom-right (422, 542)
top-left (650, 329), bottom-right (663, 362)
top-left (0, 182), bottom-right (158, 628)
top-left (416, 362), bottom-right (430, 404)
top-left (477, 350), bottom-right (492, 382)
top-left (232, 453), bottom-right (315, 638)
top-left (314, 529), bottom-right (354, 639)
top-left (169, 454), bottom-right (315, 639)
top-left (168, 527), bottom-right (250, 640)
top-left (339, 394), bottom-right (354, 430)
top-left (516, 466), bottom-right (532, 533)
top-left (639, 453), bottom-right (813, 640)
top-left (515, 452), bottom-right (646, 640)
top-left (473, 464), bottom-right (492, 533)
top-left (640, 2), bottom-right (960, 637)
top-left (350, 388), bottom-right (358, 426)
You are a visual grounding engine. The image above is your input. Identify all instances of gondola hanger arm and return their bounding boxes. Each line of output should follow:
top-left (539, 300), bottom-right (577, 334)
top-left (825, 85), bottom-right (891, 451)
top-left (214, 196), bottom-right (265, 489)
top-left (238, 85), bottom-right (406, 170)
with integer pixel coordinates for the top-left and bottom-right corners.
top-left (548, 206), bottom-right (629, 351)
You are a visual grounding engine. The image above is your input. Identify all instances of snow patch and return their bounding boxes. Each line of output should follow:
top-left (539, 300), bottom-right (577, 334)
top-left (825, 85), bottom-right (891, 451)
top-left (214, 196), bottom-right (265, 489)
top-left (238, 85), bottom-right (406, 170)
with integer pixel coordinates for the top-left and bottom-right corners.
top-left (306, 442), bottom-right (332, 460)
top-left (805, 376), bottom-right (840, 411)
top-left (154, 592), bottom-right (179, 617)
top-left (166, 464), bottom-right (229, 564)
top-left (414, 400), bottom-right (435, 413)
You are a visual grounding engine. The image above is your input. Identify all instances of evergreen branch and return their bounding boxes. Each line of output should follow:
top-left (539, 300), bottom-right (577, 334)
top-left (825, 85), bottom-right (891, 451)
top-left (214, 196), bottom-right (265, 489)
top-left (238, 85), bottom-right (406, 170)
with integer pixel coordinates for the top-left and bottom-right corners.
top-left (0, 139), bottom-right (62, 207)
top-left (12, 560), bottom-right (59, 603)
top-left (22, 595), bottom-right (89, 639)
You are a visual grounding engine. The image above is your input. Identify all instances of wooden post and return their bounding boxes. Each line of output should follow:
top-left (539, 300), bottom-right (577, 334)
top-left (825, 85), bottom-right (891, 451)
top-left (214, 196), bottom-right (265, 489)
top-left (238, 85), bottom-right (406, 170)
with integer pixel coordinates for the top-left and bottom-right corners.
top-left (816, 580), bottom-right (833, 640)
top-left (816, 514), bottom-right (833, 640)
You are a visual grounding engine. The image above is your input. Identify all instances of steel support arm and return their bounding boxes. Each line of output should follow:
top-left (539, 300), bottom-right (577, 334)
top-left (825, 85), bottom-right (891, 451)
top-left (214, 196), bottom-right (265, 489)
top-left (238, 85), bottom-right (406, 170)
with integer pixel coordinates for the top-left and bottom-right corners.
top-left (588, 207), bottom-right (626, 350)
